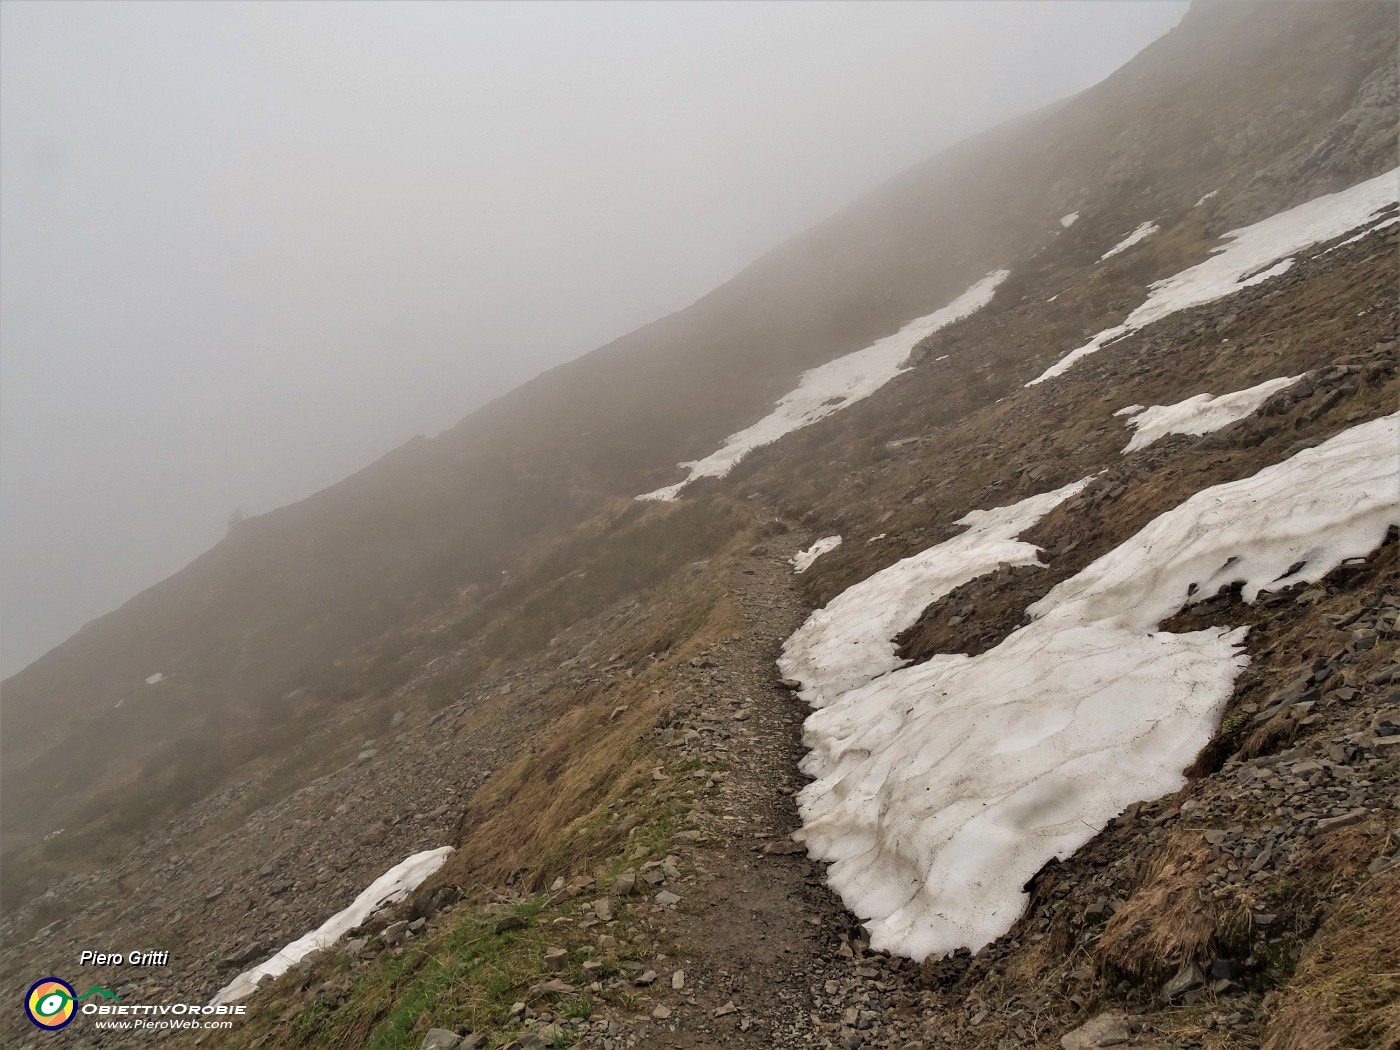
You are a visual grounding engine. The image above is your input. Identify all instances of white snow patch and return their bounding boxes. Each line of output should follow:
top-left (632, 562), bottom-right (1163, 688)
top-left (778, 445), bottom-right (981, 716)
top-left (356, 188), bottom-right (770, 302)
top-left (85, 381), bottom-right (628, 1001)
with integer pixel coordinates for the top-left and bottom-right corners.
top-left (1239, 257), bottom-right (1295, 287)
top-left (145, 672), bottom-right (164, 685)
top-left (210, 847), bottom-right (452, 1005)
top-left (637, 270), bottom-right (1010, 501)
top-left (867, 534), bottom-right (887, 545)
top-left (1118, 374), bottom-right (1304, 453)
top-left (1029, 168), bottom-right (1398, 386)
top-left (1099, 221), bottom-right (1159, 261)
top-left (786, 413), bottom-right (1399, 960)
top-left (1319, 214), bottom-right (1400, 254)
top-left (792, 536), bottom-right (842, 574)
top-left (779, 477), bottom-right (1093, 710)
top-left (1060, 212), bottom-right (1079, 228)
top-left (1194, 189), bottom-right (1219, 207)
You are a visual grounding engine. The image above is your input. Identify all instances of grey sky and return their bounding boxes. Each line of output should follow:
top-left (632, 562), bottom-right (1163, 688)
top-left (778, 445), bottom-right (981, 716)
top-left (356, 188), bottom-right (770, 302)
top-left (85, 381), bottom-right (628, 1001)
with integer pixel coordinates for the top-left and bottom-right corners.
top-left (0, 0), bottom-right (1187, 675)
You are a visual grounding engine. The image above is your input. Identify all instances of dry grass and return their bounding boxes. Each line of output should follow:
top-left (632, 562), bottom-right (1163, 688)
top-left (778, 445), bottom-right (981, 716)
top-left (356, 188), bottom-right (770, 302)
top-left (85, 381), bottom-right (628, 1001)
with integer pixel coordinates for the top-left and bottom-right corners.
top-left (1095, 827), bottom-right (1221, 981)
top-left (436, 550), bottom-right (741, 893)
top-left (1260, 870), bottom-right (1400, 1050)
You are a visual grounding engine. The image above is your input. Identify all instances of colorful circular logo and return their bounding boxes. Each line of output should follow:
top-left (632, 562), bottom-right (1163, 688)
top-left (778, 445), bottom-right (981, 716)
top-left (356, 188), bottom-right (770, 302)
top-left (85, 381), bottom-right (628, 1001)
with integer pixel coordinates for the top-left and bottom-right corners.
top-left (25, 977), bottom-right (77, 1030)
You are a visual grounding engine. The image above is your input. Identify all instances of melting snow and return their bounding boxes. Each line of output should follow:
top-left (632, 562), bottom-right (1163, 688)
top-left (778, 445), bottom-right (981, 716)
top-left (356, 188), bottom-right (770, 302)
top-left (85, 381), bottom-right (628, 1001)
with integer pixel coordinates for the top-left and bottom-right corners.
top-left (637, 270), bottom-right (1010, 501)
top-left (1319, 214), bottom-right (1399, 254)
top-left (1194, 189), bottom-right (1219, 207)
top-left (1030, 167), bottom-right (1399, 386)
top-left (1060, 212), bottom-right (1080, 228)
top-left (1240, 257), bottom-right (1295, 286)
top-left (785, 413), bottom-right (1398, 960)
top-left (1099, 221), bottom-right (1159, 261)
top-left (210, 847), bottom-right (452, 1005)
top-left (779, 478), bottom-right (1093, 710)
top-left (1117, 374), bottom-right (1304, 453)
top-left (145, 672), bottom-right (164, 685)
top-left (792, 536), bottom-right (842, 574)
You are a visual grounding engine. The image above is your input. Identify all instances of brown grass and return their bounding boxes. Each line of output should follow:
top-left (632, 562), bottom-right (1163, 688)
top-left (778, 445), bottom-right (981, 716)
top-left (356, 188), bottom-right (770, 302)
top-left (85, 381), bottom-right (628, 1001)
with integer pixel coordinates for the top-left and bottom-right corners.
top-left (436, 551), bottom-right (740, 892)
top-left (1095, 827), bottom-right (1221, 981)
top-left (1260, 870), bottom-right (1400, 1050)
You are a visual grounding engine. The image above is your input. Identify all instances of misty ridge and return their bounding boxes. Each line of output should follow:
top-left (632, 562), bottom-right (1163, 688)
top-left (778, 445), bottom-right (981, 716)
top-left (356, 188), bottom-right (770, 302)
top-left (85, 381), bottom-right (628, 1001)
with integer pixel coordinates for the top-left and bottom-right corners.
top-left (1, 2), bottom-right (1398, 1049)
top-left (0, 1), bottom-right (1185, 678)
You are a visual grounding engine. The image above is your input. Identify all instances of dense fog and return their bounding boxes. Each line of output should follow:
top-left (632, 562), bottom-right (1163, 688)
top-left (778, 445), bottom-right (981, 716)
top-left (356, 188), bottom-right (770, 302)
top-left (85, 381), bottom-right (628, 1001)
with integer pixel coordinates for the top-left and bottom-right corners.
top-left (0, 1), bottom-right (1187, 674)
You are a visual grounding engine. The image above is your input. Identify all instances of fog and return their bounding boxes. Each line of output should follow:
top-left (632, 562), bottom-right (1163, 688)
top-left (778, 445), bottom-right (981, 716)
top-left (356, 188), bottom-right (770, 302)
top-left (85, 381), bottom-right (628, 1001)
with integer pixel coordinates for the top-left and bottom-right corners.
top-left (0, 0), bottom-right (1187, 676)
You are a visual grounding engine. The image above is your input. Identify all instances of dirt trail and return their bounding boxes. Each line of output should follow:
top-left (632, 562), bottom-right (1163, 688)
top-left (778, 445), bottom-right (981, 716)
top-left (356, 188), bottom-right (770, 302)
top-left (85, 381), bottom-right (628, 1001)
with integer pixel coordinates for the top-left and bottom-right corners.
top-left (584, 534), bottom-right (927, 1050)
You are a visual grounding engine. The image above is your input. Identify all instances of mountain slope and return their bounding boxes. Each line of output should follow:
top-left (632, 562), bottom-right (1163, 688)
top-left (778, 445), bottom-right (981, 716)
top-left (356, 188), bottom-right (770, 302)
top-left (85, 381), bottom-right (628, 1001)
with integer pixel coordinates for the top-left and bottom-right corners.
top-left (3, 1), bottom-right (1393, 889)
top-left (1, 4), bottom-right (1397, 1049)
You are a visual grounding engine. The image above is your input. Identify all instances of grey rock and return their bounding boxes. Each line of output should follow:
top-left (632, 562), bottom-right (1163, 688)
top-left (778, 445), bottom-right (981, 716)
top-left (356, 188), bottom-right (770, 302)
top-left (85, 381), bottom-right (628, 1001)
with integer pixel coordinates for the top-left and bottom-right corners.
top-left (381, 920), bottom-right (410, 947)
top-left (1061, 1012), bottom-right (1132, 1049)
top-left (420, 1030), bottom-right (462, 1050)
top-left (1161, 962), bottom-right (1205, 1002)
top-left (1316, 809), bottom-right (1369, 835)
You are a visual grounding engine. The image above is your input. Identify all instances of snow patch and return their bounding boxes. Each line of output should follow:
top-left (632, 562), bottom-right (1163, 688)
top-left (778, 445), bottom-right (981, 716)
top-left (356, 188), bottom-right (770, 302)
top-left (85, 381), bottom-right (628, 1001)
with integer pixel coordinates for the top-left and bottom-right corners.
top-left (637, 270), bottom-right (1010, 501)
top-left (1029, 168), bottom-right (1398, 386)
top-left (792, 536), bottom-right (842, 574)
top-left (1194, 189), bottom-right (1219, 207)
top-left (786, 413), bottom-right (1398, 960)
top-left (1118, 374), bottom-right (1304, 453)
top-left (1239, 257), bottom-right (1295, 287)
top-left (145, 672), bottom-right (164, 685)
top-left (1099, 222), bottom-right (1159, 261)
top-left (779, 477), bottom-right (1093, 710)
top-left (1060, 212), bottom-right (1080, 228)
top-left (1319, 214), bottom-right (1399, 254)
top-left (210, 847), bottom-right (453, 1005)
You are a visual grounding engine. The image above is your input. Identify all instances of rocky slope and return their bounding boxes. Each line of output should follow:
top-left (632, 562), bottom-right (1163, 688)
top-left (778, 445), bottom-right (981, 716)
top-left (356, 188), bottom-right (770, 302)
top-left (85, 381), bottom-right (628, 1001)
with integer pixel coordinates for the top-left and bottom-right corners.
top-left (4, 1), bottom-right (1395, 898)
top-left (2, 3), bottom-right (1397, 1049)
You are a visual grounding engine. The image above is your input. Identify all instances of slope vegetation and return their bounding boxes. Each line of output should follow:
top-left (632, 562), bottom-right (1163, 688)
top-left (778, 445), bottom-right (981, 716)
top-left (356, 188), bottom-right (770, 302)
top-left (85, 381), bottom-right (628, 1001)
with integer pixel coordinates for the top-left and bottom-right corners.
top-left (1, 4), bottom-right (1396, 1049)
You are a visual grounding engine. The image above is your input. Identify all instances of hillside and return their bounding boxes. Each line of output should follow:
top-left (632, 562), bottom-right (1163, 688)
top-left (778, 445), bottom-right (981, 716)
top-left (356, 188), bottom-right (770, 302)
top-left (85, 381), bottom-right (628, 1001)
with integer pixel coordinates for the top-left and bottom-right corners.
top-left (2, 3), bottom-right (1397, 1049)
